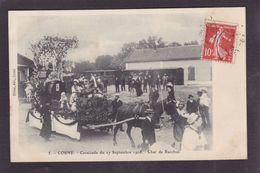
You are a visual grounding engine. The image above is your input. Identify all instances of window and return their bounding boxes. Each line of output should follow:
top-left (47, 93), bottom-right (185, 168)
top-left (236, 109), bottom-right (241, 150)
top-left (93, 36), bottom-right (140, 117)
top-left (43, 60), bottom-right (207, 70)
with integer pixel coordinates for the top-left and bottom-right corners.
top-left (18, 71), bottom-right (21, 82)
top-left (18, 70), bottom-right (26, 82)
top-left (188, 66), bottom-right (195, 81)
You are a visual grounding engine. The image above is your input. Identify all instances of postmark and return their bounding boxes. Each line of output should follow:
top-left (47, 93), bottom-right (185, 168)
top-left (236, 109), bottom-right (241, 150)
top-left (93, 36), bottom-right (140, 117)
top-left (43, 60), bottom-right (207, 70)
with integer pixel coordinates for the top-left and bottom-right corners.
top-left (202, 21), bottom-right (237, 63)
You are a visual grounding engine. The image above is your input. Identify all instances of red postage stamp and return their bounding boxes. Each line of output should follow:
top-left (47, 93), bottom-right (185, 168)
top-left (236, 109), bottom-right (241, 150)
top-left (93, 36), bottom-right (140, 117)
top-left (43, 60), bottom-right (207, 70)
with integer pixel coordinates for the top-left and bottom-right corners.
top-left (202, 22), bottom-right (237, 63)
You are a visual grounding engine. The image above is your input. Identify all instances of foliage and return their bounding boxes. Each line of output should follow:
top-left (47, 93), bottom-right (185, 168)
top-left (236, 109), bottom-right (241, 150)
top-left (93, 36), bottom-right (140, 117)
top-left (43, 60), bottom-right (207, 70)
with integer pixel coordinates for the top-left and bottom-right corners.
top-left (77, 96), bottom-right (111, 124)
top-left (137, 36), bottom-right (166, 49)
top-left (95, 55), bottom-right (114, 70)
top-left (111, 36), bottom-right (168, 69)
top-left (184, 40), bottom-right (199, 46)
top-left (168, 41), bottom-right (182, 47)
top-left (72, 61), bottom-right (96, 73)
top-left (30, 36), bottom-right (79, 73)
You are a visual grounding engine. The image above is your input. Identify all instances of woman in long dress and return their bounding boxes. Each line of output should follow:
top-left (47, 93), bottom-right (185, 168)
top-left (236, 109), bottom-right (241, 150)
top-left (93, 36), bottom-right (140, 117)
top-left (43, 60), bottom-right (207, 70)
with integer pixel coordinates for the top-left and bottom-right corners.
top-left (181, 113), bottom-right (207, 151)
top-left (165, 82), bottom-right (186, 152)
top-left (135, 76), bottom-right (143, 97)
top-left (39, 88), bottom-right (52, 141)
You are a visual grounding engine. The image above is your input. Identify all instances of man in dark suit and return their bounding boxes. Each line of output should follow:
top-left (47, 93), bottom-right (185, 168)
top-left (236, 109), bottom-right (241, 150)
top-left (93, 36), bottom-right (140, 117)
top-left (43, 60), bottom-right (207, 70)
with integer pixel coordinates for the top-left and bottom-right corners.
top-left (120, 75), bottom-right (126, 91)
top-left (141, 109), bottom-right (156, 151)
top-left (111, 94), bottom-right (124, 131)
top-left (115, 77), bottom-right (120, 93)
top-left (149, 85), bottom-right (159, 109)
top-left (186, 94), bottom-right (198, 114)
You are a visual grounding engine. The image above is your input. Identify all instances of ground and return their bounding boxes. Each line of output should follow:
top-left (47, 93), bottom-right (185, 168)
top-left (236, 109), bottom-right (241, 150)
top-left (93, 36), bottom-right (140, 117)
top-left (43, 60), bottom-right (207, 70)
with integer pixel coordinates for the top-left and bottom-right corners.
top-left (18, 84), bottom-right (212, 154)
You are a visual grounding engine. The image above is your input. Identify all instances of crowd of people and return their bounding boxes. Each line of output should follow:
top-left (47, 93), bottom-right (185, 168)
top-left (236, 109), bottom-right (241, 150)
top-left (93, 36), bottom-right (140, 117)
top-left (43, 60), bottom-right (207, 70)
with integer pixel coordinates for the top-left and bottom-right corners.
top-left (25, 71), bottom-right (211, 153)
top-left (144, 85), bottom-right (210, 152)
top-left (24, 72), bottom-right (174, 103)
top-left (114, 73), bottom-right (175, 97)
top-left (111, 81), bottom-right (211, 152)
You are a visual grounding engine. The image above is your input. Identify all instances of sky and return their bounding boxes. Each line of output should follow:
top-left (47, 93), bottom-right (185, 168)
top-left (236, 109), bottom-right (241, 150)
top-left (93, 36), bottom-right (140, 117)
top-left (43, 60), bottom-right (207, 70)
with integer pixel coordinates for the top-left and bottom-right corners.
top-left (17, 9), bottom-right (205, 62)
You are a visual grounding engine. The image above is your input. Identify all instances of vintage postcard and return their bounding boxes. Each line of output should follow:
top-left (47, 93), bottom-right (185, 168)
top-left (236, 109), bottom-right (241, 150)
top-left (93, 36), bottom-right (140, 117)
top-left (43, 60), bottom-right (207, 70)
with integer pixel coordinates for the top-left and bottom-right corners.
top-left (9, 8), bottom-right (246, 162)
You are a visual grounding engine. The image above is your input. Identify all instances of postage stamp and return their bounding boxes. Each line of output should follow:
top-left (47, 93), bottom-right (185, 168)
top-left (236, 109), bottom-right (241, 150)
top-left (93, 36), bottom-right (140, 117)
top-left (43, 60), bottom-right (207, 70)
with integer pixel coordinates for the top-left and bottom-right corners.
top-left (202, 22), bottom-right (237, 63)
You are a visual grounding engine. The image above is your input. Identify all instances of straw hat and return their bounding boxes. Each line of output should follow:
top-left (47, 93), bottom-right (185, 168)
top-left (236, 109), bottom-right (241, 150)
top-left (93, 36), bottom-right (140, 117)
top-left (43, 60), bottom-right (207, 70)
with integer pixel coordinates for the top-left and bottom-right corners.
top-left (166, 82), bottom-right (174, 88)
top-left (199, 87), bottom-right (208, 93)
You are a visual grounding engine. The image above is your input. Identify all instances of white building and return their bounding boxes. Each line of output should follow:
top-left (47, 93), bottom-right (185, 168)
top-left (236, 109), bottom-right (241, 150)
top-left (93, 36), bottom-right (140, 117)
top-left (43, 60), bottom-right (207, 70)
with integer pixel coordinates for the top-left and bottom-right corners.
top-left (124, 45), bottom-right (212, 85)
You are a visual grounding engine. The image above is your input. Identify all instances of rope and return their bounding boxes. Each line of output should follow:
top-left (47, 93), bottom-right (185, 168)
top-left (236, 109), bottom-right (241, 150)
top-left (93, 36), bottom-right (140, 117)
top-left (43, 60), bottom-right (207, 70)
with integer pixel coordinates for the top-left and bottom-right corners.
top-left (27, 110), bottom-right (146, 129)
top-left (82, 117), bottom-right (146, 129)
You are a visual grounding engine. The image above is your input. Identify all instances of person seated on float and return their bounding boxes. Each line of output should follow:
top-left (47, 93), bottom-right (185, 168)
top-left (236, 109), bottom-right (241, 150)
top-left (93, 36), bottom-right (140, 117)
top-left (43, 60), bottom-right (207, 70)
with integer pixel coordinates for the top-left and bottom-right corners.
top-left (181, 113), bottom-right (207, 152)
top-left (70, 93), bottom-right (78, 112)
top-left (83, 78), bottom-right (90, 89)
top-left (71, 79), bottom-right (82, 94)
top-left (60, 92), bottom-right (70, 110)
top-left (81, 78), bottom-right (94, 97)
top-left (88, 87), bottom-right (103, 98)
top-left (70, 79), bottom-right (82, 112)
top-left (78, 74), bottom-right (85, 84)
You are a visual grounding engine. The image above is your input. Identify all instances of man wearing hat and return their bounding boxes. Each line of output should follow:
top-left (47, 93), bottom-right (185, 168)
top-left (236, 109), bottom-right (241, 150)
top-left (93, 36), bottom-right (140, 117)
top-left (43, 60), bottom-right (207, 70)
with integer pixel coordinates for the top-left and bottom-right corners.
top-left (197, 87), bottom-right (211, 129)
top-left (111, 94), bottom-right (124, 131)
top-left (186, 94), bottom-right (198, 114)
top-left (148, 85), bottom-right (159, 109)
top-left (162, 73), bottom-right (168, 90)
top-left (181, 113), bottom-right (207, 151)
top-left (166, 82), bottom-right (175, 99)
top-left (140, 109), bottom-right (156, 151)
top-left (115, 77), bottom-right (120, 93)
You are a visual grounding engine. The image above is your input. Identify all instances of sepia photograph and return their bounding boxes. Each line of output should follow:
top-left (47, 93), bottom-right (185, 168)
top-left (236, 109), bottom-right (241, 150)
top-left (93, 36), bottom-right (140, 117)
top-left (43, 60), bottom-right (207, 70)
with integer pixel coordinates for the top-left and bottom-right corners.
top-left (9, 8), bottom-right (246, 162)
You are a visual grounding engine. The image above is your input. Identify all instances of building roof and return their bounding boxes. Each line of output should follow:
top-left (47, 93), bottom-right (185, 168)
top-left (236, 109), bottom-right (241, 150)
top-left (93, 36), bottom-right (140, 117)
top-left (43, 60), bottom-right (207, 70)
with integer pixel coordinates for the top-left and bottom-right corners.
top-left (124, 45), bottom-right (202, 63)
top-left (18, 54), bottom-right (35, 68)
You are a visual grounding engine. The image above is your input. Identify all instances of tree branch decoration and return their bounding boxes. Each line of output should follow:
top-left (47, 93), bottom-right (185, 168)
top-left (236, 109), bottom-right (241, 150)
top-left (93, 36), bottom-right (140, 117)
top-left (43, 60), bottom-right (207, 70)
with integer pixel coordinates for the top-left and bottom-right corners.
top-left (30, 36), bottom-right (79, 74)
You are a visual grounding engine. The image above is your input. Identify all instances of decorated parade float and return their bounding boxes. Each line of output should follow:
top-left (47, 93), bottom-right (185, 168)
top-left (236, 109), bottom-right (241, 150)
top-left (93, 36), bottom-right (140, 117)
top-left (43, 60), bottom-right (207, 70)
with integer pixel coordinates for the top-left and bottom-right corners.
top-left (26, 72), bottom-right (114, 140)
top-left (25, 36), bottom-right (149, 141)
top-left (25, 36), bottom-right (116, 140)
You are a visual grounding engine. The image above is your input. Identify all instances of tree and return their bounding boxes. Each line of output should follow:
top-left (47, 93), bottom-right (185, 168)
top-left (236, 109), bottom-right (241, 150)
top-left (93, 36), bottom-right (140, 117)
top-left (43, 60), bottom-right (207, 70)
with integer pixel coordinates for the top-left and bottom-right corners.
top-left (73, 61), bottom-right (96, 73)
top-left (95, 55), bottom-right (114, 70)
top-left (109, 42), bottom-right (138, 69)
top-left (137, 36), bottom-right (166, 49)
top-left (184, 40), bottom-right (199, 46)
top-left (168, 41), bottom-right (182, 47)
top-left (146, 36), bottom-right (166, 49)
top-left (30, 36), bottom-right (79, 74)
